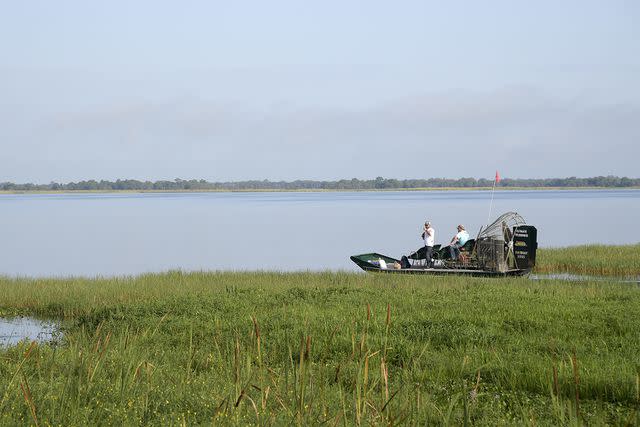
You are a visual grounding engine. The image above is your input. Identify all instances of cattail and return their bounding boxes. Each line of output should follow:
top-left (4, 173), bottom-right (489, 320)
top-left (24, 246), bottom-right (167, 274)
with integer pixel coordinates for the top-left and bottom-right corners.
top-left (20, 376), bottom-right (39, 427)
top-left (134, 363), bottom-right (143, 381)
top-left (234, 338), bottom-right (240, 385)
top-left (23, 341), bottom-right (37, 359)
top-left (474, 370), bottom-right (481, 394)
top-left (364, 354), bottom-right (369, 388)
top-left (251, 316), bottom-right (261, 364)
top-left (251, 316), bottom-right (260, 340)
top-left (571, 350), bottom-right (580, 419)
top-left (381, 358), bottom-right (389, 401)
top-left (386, 303), bottom-right (391, 327)
top-left (304, 335), bottom-right (311, 361)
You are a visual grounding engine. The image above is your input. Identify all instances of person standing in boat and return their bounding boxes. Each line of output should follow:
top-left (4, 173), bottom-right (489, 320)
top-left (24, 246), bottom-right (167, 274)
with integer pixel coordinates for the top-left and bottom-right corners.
top-left (448, 224), bottom-right (469, 260)
top-left (421, 221), bottom-right (435, 267)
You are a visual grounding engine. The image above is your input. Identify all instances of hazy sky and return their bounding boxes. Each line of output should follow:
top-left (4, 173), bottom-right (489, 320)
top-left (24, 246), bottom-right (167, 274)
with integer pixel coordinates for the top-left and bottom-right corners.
top-left (1, 1), bottom-right (638, 182)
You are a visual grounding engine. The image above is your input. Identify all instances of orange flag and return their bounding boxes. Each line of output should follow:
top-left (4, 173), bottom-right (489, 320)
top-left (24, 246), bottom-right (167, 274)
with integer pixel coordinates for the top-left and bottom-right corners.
top-left (495, 170), bottom-right (501, 183)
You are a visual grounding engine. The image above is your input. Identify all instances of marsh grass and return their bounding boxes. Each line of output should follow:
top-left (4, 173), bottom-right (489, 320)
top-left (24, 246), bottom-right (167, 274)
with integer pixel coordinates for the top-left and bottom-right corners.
top-left (0, 269), bottom-right (639, 425)
top-left (535, 244), bottom-right (640, 277)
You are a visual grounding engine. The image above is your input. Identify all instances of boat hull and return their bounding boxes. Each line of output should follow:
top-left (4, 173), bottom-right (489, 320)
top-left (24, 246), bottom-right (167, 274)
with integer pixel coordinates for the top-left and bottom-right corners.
top-left (350, 254), bottom-right (530, 277)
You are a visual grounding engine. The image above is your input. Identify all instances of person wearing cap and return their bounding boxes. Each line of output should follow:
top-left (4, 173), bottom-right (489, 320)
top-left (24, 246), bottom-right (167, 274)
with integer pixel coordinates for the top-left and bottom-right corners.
top-left (448, 224), bottom-right (469, 261)
top-left (421, 221), bottom-right (435, 267)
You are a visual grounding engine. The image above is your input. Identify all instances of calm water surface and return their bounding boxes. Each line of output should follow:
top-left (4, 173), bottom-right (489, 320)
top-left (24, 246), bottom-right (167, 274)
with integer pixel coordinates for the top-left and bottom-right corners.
top-left (0, 317), bottom-right (60, 347)
top-left (1, 190), bottom-right (638, 276)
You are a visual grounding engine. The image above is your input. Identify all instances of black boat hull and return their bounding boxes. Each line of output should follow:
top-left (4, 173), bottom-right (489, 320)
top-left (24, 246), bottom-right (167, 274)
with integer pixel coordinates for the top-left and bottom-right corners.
top-left (350, 254), bottom-right (531, 277)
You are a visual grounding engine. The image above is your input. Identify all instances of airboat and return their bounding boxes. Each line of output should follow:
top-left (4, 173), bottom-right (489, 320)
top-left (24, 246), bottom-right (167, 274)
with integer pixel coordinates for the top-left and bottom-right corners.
top-left (350, 212), bottom-right (537, 277)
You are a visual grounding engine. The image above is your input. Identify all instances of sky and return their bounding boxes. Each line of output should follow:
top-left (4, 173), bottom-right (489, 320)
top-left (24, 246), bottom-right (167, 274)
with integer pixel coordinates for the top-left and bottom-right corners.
top-left (1, 1), bottom-right (639, 183)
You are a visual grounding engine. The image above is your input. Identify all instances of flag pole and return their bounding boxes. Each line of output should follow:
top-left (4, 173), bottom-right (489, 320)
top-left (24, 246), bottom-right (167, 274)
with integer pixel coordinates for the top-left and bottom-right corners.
top-left (487, 171), bottom-right (498, 225)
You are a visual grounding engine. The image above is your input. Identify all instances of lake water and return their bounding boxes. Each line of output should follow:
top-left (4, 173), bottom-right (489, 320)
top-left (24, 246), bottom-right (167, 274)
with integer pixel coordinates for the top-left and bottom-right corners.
top-left (0, 317), bottom-right (60, 347)
top-left (0, 190), bottom-right (638, 276)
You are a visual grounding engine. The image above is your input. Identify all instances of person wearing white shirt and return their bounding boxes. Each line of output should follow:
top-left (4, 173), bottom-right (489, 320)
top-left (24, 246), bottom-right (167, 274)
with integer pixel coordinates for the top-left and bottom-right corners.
top-left (421, 221), bottom-right (435, 267)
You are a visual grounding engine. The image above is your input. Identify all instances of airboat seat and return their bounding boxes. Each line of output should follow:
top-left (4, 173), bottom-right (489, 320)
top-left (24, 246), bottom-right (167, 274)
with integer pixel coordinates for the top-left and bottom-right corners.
top-left (408, 244), bottom-right (442, 260)
top-left (458, 239), bottom-right (475, 264)
top-left (460, 239), bottom-right (475, 253)
top-left (433, 239), bottom-right (475, 261)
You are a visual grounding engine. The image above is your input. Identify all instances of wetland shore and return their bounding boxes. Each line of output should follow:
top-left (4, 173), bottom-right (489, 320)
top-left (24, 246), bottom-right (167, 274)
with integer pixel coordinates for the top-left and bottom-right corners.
top-left (1, 245), bottom-right (639, 425)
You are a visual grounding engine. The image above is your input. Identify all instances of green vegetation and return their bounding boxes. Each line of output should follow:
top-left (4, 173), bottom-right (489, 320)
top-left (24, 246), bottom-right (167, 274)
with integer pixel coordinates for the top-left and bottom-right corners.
top-left (1, 175), bottom-right (639, 192)
top-left (536, 244), bottom-right (640, 277)
top-left (1, 269), bottom-right (639, 425)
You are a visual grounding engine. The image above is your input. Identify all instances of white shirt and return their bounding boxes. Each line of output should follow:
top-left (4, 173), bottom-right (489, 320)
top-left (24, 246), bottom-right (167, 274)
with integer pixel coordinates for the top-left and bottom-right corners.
top-left (423, 226), bottom-right (435, 246)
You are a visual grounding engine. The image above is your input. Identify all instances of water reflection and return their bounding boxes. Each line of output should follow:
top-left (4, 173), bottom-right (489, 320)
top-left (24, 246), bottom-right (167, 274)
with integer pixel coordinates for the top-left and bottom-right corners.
top-left (0, 317), bottom-right (60, 347)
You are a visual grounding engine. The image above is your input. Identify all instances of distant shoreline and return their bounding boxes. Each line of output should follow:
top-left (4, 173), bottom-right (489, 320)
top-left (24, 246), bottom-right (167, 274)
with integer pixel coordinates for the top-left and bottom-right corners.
top-left (1, 186), bottom-right (639, 195)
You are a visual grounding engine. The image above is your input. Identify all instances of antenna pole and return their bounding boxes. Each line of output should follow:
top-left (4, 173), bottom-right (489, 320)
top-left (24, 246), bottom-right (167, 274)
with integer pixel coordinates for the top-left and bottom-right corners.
top-left (487, 177), bottom-right (496, 225)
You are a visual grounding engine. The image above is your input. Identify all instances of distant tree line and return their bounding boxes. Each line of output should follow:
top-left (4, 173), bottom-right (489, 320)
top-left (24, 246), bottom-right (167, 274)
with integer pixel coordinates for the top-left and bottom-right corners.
top-left (1, 176), bottom-right (638, 191)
